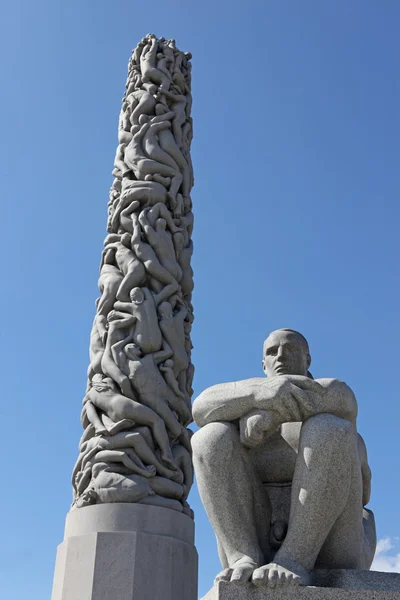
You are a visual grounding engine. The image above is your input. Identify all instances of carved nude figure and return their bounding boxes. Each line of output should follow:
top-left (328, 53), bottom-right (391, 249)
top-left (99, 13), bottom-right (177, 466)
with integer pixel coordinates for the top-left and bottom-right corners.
top-left (134, 425), bottom-right (193, 501)
top-left (113, 287), bottom-right (162, 354)
top-left (87, 315), bottom-right (105, 381)
top-left (157, 358), bottom-right (192, 424)
top-left (131, 37), bottom-right (147, 68)
top-left (84, 374), bottom-right (176, 469)
top-left (156, 52), bottom-right (173, 81)
top-left (142, 115), bottom-right (181, 174)
top-left (130, 212), bottom-right (180, 304)
top-left (76, 462), bottom-right (184, 508)
top-left (141, 200), bottom-right (182, 233)
top-left (126, 87), bottom-right (157, 126)
top-left (75, 447), bottom-right (155, 497)
top-left (95, 259), bottom-right (123, 343)
top-left (158, 300), bottom-right (188, 376)
top-left (73, 429), bottom-right (181, 496)
top-left (117, 107), bottom-right (133, 145)
top-left (139, 207), bottom-right (182, 282)
top-left (123, 119), bottom-right (183, 205)
top-left (192, 329), bottom-right (376, 588)
top-left (101, 233), bottom-right (146, 302)
top-left (116, 342), bottom-right (192, 442)
top-left (186, 361), bottom-right (195, 398)
top-left (160, 359), bottom-right (187, 400)
top-left (140, 35), bottom-right (171, 92)
top-left (101, 310), bottom-right (135, 397)
top-left (157, 89), bottom-right (187, 148)
top-left (110, 180), bottom-right (167, 233)
top-left (177, 239), bottom-right (194, 298)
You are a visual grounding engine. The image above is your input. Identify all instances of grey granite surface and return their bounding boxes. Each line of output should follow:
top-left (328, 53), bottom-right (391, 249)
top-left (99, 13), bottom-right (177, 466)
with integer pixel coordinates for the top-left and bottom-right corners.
top-left (52, 503), bottom-right (197, 600)
top-left (203, 576), bottom-right (400, 600)
top-left (72, 34), bottom-right (195, 511)
top-left (193, 329), bottom-right (377, 587)
top-left (52, 35), bottom-right (198, 600)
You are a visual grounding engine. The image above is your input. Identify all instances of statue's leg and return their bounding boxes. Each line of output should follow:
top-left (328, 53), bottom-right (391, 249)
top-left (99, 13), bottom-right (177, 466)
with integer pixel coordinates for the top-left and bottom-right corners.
top-left (192, 422), bottom-right (272, 582)
top-left (253, 414), bottom-right (363, 587)
top-left (116, 261), bottom-right (146, 301)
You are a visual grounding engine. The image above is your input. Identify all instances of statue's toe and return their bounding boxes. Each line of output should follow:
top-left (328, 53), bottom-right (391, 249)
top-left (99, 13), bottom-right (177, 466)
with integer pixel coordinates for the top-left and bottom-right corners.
top-left (230, 564), bottom-right (254, 584)
top-left (214, 568), bottom-right (232, 583)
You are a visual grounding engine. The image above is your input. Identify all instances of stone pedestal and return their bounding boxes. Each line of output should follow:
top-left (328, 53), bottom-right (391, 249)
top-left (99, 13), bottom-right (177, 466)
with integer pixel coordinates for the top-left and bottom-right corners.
top-left (203, 573), bottom-right (400, 600)
top-left (52, 503), bottom-right (198, 600)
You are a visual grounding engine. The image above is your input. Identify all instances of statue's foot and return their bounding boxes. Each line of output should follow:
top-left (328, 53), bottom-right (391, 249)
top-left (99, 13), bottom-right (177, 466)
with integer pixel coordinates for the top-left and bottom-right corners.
top-left (179, 427), bottom-right (193, 452)
top-left (160, 452), bottom-right (178, 471)
top-left (215, 557), bottom-right (259, 585)
top-left (145, 465), bottom-right (157, 477)
top-left (94, 426), bottom-right (109, 437)
top-left (252, 561), bottom-right (311, 588)
top-left (170, 468), bottom-right (184, 484)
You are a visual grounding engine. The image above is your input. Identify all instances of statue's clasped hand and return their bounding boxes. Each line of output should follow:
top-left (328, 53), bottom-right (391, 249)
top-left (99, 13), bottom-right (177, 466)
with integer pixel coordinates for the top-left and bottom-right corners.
top-left (240, 409), bottom-right (280, 449)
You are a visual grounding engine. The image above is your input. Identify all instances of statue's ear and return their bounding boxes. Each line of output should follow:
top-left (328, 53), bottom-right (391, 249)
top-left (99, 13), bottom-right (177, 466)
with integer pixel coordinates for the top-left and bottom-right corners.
top-left (306, 353), bottom-right (312, 369)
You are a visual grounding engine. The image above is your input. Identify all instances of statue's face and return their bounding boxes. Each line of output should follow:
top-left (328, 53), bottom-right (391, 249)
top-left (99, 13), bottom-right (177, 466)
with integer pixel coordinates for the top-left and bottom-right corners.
top-left (262, 330), bottom-right (311, 377)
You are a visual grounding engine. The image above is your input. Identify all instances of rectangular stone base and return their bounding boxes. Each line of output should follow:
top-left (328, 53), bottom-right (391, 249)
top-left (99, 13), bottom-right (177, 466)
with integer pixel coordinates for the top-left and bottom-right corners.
top-left (203, 571), bottom-right (400, 600)
top-left (52, 503), bottom-right (198, 600)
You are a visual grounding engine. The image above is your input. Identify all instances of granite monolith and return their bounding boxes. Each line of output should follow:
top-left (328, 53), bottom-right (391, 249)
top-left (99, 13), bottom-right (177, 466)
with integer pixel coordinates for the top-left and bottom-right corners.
top-left (52, 34), bottom-right (197, 600)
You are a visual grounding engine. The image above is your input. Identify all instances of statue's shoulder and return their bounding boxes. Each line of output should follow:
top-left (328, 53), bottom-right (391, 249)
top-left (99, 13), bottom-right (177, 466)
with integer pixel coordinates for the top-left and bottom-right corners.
top-left (315, 378), bottom-right (358, 414)
top-left (315, 377), bottom-right (354, 393)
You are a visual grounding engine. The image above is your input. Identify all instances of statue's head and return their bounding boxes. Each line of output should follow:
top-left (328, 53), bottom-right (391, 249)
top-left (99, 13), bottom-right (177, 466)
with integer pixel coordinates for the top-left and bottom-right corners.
top-left (91, 374), bottom-right (116, 393)
top-left (138, 114), bottom-right (150, 125)
top-left (155, 218), bottom-right (167, 231)
top-left (155, 103), bottom-right (168, 116)
top-left (130, 287), bottom-right (145, 304)
top-left (147, 84), bottom-right (157, 95)
top-left (158, 301), bottom-right (172, 319)
top-left (124, 343), bottom-right (142, 360)
top-left (262, 329), bottom-right (311, 378)
top-left (121, 232), bottom-right (132, 248)
top-left (76, 489), bottom-right (97, 508)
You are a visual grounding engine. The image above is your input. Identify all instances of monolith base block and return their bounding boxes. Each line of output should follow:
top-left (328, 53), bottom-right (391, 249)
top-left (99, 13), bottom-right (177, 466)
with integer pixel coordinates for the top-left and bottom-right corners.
top-left (203, 575), bottom-right (400, 600)
top-left (52, 503), bottom-right (198, 600)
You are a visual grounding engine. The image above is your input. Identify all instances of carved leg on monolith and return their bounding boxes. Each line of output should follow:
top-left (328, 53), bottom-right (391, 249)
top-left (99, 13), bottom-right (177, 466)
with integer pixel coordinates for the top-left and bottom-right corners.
top-left (192, 422), bottom-right (272, 583)
top-left (252, 414), bottom-right (364, 588)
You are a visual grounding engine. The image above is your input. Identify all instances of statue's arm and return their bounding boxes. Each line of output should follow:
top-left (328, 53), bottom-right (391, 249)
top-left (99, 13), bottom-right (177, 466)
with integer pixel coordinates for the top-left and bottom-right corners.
top-left (312, 378), bottom-right (358, 426)
top-left (100, 246), bottom-right (116, 268)
top-left (357, 433), bottom-right (372, 506)
top-left (138, 209), bottom-right (158, 246)
top-left (113, 301), bottom-right (134, 314)
top-left (193, 376), bottom-right (358, 428)
top-left (154, 341), bottom-right (173, 365)
top-left (192, 378), bottom-right (274, 427)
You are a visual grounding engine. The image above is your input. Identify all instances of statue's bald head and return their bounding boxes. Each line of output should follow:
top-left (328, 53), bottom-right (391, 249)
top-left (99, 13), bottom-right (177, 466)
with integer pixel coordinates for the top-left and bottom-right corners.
top-left (262, 329), bottom-right (312, 378)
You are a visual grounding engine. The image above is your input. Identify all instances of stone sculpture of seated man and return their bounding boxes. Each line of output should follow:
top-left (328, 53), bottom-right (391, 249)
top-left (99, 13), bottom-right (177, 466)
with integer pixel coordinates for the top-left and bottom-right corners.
top-left (192, 328), bottom-right (376, 588)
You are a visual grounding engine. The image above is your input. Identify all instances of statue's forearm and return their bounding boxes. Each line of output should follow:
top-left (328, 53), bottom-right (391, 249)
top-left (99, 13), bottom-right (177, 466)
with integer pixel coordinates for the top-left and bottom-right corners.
top-left (192, 379), bottom-right (269, 427)
top-left (193, 376), bottom-right (358, 428)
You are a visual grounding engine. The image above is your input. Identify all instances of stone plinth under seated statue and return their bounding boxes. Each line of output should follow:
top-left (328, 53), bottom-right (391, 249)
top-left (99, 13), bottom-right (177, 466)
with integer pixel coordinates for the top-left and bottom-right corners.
top-left (193, 329), bottom-right (400, 598)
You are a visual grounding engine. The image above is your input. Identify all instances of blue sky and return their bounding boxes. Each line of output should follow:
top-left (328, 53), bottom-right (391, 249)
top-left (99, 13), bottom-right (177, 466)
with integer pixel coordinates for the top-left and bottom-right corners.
top-left (1, 1), bottom-right (399, 597)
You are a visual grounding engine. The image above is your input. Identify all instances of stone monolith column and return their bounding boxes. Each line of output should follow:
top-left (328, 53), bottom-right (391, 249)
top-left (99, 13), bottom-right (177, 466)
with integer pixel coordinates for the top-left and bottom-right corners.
top-left (52, 34), bottom-right (197, 600)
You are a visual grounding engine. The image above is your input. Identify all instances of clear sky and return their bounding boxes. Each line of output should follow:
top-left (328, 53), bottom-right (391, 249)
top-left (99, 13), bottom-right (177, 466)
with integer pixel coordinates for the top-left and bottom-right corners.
top-left (1, 1), bottom-right (399, 598)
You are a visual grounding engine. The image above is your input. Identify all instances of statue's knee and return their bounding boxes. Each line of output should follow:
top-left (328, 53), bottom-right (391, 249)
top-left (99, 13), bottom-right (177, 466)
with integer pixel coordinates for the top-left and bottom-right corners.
top-left (191, 422), bottom-right (237, 463)
top-left (302, 414), bottom-right (354, 445)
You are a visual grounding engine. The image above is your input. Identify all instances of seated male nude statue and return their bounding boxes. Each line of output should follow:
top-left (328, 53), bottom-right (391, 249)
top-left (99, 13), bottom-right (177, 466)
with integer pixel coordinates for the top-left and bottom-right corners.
top-left (192, 328), bottom-right (376, 588)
